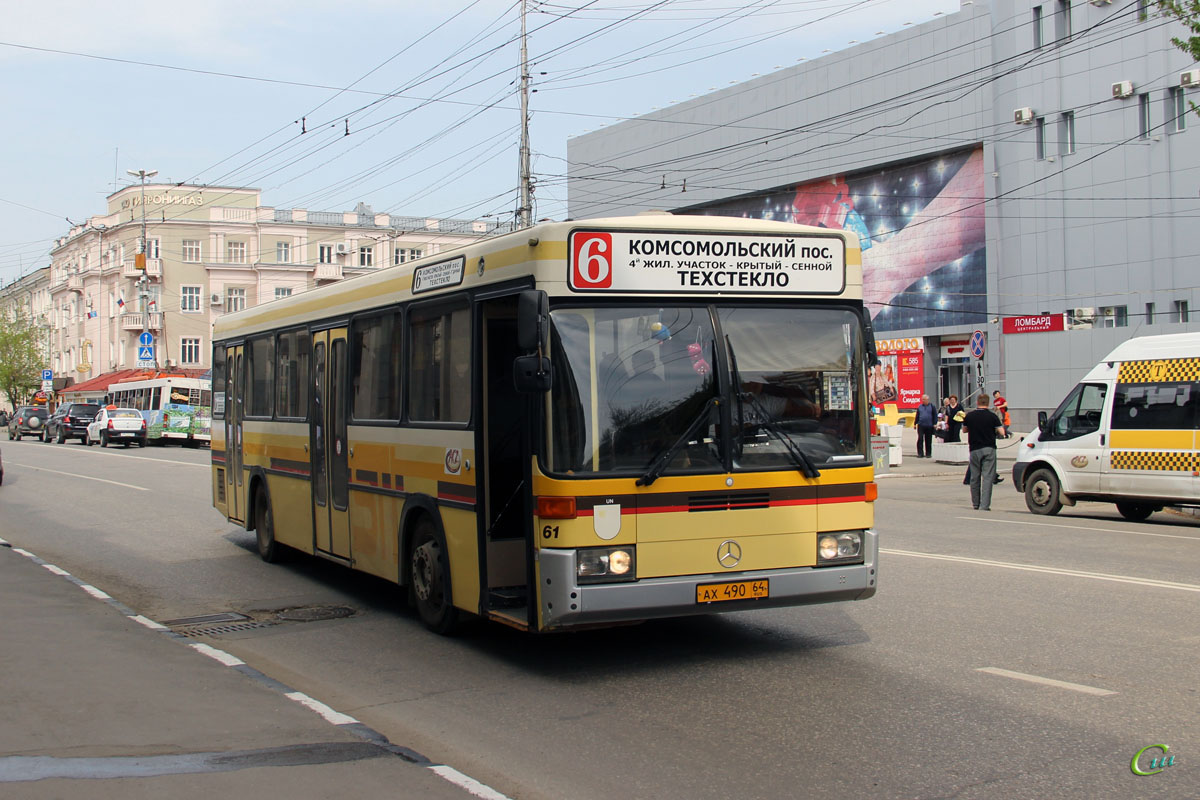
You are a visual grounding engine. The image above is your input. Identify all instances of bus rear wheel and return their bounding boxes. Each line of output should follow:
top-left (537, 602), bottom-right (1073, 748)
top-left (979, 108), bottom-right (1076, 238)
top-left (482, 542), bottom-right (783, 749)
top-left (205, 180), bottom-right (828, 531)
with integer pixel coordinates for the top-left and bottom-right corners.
top-left (1116, 502), bottom-right (1154, 522)
top-left (254, 486), bottom-right (283, 563)
top-left (410, 518), bottom-right (459, 634)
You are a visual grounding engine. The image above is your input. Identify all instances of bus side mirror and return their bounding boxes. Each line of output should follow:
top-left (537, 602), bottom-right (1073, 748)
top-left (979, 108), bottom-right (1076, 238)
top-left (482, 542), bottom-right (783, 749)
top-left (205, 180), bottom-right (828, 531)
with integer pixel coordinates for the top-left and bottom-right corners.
top-left (1037, 411), bottom-right (1048, 432)
top-left (517, 290), bottom-right (549, 353)
top-left (513, 355), bottom-right (552, 393)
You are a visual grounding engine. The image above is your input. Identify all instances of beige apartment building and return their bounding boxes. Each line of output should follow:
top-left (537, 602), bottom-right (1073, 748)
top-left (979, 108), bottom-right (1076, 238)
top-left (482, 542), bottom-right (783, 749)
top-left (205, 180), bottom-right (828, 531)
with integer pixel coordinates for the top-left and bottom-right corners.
top-left (44, 184), bottom-right (503, 382)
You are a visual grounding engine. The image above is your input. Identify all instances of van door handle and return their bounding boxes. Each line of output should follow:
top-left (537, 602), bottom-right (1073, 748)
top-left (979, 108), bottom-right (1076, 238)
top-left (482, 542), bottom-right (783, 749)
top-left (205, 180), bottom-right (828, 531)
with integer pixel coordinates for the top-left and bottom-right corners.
top-left (1100, 434), bottom-right (1105, 446)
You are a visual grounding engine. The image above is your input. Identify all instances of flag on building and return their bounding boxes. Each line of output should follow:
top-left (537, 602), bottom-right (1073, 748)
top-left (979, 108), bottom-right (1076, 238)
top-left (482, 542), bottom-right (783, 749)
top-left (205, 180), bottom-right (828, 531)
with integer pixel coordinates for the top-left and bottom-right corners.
top-left (117, 294), bottom-right (125, 309)
top-left (87, 310), bottom-right (98, 319)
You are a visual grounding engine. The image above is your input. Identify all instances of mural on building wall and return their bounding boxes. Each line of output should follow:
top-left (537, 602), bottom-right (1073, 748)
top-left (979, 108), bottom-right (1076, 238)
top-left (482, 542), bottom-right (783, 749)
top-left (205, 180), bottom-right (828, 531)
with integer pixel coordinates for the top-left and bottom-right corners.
top-left (689, 146), bottom-right (986, 332)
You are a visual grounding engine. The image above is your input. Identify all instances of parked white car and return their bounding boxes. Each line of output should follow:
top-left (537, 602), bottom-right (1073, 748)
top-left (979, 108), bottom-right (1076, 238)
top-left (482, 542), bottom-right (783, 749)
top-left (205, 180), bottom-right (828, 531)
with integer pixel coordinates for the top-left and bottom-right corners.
top-left (86, 407), bottom-right (147, 448)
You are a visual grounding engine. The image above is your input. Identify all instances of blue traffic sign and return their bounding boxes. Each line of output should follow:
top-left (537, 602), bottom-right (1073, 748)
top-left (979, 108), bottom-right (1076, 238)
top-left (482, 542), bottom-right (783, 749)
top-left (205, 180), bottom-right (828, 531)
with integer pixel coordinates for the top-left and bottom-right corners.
top-left (137, 331), bottom-right (155, 347)
top-left (969, 329), bottom-right (986, 359)
top-left (137, 345), bottom-right (155, 361)
top-left (41, 369), bottom-right (53, 381)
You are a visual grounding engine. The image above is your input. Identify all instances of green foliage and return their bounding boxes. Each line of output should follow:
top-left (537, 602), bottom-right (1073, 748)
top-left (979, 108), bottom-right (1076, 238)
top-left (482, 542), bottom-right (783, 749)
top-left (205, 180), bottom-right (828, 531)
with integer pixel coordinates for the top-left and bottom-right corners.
top-left (1158, 2), bottom-right (1200, 62)
top-left (0, 311), bottom-right (45, 409)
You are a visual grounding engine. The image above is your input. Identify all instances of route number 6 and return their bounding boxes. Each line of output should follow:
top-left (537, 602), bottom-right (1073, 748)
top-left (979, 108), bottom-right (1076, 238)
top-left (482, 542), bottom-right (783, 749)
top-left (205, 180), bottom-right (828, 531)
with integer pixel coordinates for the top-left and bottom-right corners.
top-left (571, 233), bottom-right (613, 289)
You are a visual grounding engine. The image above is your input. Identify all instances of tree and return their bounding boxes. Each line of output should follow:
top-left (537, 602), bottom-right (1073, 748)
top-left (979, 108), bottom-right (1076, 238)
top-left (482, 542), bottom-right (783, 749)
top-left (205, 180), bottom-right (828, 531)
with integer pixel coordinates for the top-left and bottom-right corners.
top-left (1158, 3), bottom-right (1200, 96)
top-left (0, 310), bottom-right (45, 410)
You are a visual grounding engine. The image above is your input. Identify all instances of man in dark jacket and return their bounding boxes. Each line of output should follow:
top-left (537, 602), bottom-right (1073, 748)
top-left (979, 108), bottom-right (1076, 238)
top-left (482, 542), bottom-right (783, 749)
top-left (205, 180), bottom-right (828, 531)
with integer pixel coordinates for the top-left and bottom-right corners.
top-left (914, 394), bottom-right (937, 458)
top-left (964, 394), bottom-right (1005, 511)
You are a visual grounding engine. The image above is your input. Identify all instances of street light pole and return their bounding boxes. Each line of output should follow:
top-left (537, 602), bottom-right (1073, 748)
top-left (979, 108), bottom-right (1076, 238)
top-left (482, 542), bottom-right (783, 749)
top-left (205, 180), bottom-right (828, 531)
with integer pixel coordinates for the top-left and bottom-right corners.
top-left (126, 168), bottom-right (158, 370)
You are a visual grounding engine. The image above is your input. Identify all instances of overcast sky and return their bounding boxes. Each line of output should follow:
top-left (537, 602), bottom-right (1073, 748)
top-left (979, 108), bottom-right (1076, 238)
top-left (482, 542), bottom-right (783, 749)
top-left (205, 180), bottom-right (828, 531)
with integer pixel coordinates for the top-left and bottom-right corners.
top-left (0, 0), bottom-right (959, 284)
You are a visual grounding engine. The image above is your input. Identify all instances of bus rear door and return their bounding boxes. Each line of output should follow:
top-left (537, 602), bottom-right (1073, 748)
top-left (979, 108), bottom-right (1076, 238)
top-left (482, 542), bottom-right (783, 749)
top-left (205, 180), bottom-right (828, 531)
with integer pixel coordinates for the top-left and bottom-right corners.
top-left (311, 328), bottom-right (351, 559)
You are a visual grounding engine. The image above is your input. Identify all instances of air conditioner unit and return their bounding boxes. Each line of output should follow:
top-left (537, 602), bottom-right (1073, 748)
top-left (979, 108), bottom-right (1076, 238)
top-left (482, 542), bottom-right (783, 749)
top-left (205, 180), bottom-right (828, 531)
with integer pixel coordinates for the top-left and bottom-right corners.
top-left (1014, 107), bottom-right (1035, 125)
top-left (1112, 80), bottom-right (1134, 99)
top-left (1182, 69), bottom-right (1200, 88)
top-left (1068, 307), bottom-right (1096, 329)
top-left (334, 243), bottom-right (349, 255)
top-left (210, 293), bottom-right (222, 305)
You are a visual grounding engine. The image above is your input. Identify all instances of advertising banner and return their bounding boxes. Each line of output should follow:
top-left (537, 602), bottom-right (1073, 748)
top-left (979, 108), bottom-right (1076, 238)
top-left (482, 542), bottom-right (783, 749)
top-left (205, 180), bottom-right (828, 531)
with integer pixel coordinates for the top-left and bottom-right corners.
top-left (1002, 314), bottom-right (1066, 334)
top-left (873, 338), bottom-right (925, 408)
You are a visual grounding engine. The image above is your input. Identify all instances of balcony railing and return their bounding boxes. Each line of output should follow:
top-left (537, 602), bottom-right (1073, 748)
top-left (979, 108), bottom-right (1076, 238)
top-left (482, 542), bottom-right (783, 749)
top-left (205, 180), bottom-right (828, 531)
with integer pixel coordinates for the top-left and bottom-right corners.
top-left (119, 312), bottom-right (164, 331)
top-left (67, 274), bottom-right (85, 292)
top-left (314, 263), bottom-right (343, 281)
top-left (121, 258), bottom-right (163, 278)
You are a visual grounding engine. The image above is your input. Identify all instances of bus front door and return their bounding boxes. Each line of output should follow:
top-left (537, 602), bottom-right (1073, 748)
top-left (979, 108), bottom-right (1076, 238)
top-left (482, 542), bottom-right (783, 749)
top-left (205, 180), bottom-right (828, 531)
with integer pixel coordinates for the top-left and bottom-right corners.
top-left (311, 328), bottom-right (351, 559)
top-left (225, 345), bottom-right (244, 523)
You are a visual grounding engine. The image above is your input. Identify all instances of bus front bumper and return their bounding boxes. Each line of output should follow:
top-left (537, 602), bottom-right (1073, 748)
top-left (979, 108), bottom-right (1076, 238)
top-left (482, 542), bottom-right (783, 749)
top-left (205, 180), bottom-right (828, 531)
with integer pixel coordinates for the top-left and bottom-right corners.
top-left (537, 530), bottom-right (877, 630)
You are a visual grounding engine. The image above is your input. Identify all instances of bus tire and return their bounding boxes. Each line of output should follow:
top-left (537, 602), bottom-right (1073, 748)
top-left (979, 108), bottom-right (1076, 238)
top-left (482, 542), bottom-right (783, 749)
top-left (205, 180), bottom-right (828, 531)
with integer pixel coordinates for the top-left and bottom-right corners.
top-left (1116, 502), bottom-right (1154, 522)
top-left (1024, 468), bottom-right (1062, 516)
top-left (254, 485), bottom-right (283, 563)
top-left (409, 517), bottom-right (459, 634)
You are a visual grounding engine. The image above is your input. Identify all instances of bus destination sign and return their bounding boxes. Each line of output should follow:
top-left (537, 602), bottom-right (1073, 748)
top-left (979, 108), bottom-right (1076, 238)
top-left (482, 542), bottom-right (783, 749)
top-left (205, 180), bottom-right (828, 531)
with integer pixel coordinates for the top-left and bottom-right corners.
top-left (568, 229), bottom-right (846, 294)
top-left (412, 256), bottom-right (465, 294)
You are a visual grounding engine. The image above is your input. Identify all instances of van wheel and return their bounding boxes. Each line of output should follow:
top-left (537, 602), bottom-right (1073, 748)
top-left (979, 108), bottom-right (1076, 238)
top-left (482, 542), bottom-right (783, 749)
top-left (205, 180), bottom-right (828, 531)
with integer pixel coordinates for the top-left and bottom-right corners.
top-left (254, 486), bottom-right (283, 562)
top-left (409, 517), bottom-right (459, 634)
top-left (1024, 468), bottom-right (1062, 516)
top-left (1116, 502), bottom-right (1154, 522)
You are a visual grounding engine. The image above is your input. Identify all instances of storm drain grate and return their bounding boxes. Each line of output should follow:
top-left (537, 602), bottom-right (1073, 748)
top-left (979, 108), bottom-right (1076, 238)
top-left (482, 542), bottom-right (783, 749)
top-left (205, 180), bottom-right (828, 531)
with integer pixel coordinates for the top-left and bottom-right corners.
top-left (172, 620), bottom-right (280, 638)
top-left (160, 612), bottom-right (249, 627)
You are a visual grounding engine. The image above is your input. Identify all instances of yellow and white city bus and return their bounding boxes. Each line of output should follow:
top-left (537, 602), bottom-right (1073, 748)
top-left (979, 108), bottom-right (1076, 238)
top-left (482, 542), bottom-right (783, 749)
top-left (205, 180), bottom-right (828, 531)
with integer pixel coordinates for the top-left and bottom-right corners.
top-left (211, 215), bottom-right (879, 633)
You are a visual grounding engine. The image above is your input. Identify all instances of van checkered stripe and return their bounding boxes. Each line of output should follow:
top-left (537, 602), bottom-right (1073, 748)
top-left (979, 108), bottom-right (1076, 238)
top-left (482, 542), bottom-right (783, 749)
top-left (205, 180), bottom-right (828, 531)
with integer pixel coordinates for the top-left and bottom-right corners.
top-left (1117, 358), bottom-right (1200, 384)
top-left (1110, 450), bottom-right (1200, 472)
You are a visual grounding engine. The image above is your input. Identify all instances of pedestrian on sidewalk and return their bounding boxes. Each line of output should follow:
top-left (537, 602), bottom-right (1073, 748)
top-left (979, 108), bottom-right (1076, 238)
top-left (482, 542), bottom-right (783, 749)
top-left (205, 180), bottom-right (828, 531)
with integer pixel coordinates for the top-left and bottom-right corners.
top-left (964, 393), bottom-right (1005, 511)
top-left (992, 390), bottom-right (1010, 438)
top-left (946, 395), bottom-right (965, 442)
top-left (915, 394), bottom-right (937, 458)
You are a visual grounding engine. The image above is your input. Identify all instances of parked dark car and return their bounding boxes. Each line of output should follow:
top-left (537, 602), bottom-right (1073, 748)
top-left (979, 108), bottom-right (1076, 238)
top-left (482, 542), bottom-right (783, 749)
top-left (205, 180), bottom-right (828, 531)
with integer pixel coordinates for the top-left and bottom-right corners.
top-left (7, 406), bottom-right (48, 440)
top-left (44, 403), bottom-right (100, 444)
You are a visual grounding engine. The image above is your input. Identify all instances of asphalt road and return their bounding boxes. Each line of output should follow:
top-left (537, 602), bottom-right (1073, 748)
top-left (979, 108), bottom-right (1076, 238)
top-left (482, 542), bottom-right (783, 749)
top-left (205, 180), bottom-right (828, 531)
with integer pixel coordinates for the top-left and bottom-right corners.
top-left (1, 436), bottom-right (1196, 799)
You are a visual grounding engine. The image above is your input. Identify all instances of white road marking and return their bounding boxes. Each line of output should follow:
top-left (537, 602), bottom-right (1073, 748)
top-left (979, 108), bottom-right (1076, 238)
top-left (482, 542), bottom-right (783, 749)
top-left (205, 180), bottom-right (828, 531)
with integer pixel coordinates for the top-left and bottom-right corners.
top-left (12, 548), bottom-right (35, 558)
top-left (6, 462), bottom-right (148, 491)
top-left (956, 515), bottom-right (1200, 542)
top-left (882, 548), bottom-right (1200, 593)
top-left (976, 667), bottom-right (1117, 696)
top-left (187, 642), bottom-right (245, 667)
top-left (79, 584), bottom-right (112, 600)
top-left (429, 765), bottom-right (515, 800)
top-left (284, 692), bottom-right (359, 726)
top-left (41, 564), bottom-right (70, 576)
top-left (131, 615), bottom-right (169, 631)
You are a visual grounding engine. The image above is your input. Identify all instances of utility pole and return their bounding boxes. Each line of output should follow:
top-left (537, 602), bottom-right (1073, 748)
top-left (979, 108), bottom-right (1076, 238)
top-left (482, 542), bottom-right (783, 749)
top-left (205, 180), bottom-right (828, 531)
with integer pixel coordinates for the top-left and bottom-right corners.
top-left (516, 0), bottom-right (533, 229)
top-left (127, 168), bottom-right (158, 370)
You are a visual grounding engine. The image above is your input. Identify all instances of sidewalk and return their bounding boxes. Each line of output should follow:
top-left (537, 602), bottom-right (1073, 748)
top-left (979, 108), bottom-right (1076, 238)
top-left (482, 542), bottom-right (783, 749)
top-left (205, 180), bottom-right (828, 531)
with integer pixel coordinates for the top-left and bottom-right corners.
top-left (0, 539), bottom-right (493, 799)
top-left (876, 425), bottom-right (1025, 479)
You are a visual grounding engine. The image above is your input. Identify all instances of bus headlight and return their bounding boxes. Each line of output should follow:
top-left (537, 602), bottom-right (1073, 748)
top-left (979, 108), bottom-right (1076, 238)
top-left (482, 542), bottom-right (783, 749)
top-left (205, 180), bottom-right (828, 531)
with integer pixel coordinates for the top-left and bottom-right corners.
top-left (817, 531), bottom-right (863, 565)
top-left (576, 546), bottom-right (637, 583)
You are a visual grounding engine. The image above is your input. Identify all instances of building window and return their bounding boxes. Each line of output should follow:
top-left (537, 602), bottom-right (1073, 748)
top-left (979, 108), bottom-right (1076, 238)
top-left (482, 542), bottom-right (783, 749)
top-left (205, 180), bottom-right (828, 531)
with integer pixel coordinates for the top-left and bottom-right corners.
top-left (359, 245), bottom-right (374, 267)
top-left (275, 287), bottom-right (293, 301)
top-left (180, 337), bottom-right (202, 365)
top-left (182, 240), bottom-right (201, 262)
top-left (319, 244), bottom-right (334, 264)
top-left (180, 285), bottom-right (202, 312)
top-left (1098, 305), bottom-right (1127, 327)
top-left (1137, 0), bottom-right (1149, 21)
top-left (1145, 302), bottom-right (1155, 324)
top-left (226, 287), bottom-right (246, 313)
top-left (227, 241), bottom-right (247, 264)
top-left (1169, 87), bottom-right (1187, 133)
top-left (1175, 300), bottom-right (1190, 323)
top-left (1033, 6), bottom-right (1043, 49)
top-left (394, 247), bottom-right (423, 265)
top-left (1059, 111), bottom-right (1075, 155)
top-left (276, 241), bottom-right (291, 263)
top-left (1139, 93), bottom-right (1151, 139)
top-left (147, 238), bottom-right (160, 259)
top-left (1056, 0), bottom-right (1071, 39)
top-left (1035, 117), bottom-right (1046, 160)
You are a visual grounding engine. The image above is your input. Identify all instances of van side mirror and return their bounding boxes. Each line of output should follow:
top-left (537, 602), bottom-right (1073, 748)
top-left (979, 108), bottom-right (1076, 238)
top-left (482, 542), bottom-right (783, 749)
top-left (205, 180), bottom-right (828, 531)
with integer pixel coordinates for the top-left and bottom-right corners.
top-left (517, 290), bottom-right (549, 353)
top-left (513, 355), bottom-right (552, 393)
top-left (1037, 411), bottom-right (1048, 432)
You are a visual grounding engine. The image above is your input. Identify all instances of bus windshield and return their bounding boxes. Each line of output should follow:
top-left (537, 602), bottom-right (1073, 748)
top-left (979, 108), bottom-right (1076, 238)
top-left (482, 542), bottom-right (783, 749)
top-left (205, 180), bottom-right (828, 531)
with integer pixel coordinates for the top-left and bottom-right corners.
top-left (547, 305), bottom-right (865, 476)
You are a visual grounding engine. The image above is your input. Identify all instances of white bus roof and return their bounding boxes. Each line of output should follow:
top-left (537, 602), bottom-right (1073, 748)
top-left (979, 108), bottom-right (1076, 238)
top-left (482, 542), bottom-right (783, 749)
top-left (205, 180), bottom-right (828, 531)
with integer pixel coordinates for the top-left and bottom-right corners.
top-left (1100, 332), bottom-right (1200, 364)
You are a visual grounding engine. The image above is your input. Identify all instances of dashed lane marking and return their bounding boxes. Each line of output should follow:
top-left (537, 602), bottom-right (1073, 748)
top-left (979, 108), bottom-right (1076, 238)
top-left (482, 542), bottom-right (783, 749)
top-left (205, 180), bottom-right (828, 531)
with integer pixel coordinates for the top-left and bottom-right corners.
top-left (6, 462), bottom-right (148, 491)
top-left (955, 515), bottom-right (1200, 542)
top-left (976, 667), bottom-right (1117, 696)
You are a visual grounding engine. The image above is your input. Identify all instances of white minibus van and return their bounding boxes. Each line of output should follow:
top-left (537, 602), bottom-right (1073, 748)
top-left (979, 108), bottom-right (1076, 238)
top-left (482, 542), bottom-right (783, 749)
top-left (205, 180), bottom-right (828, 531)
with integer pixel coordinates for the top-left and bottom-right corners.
top-left (1012, 332), bottom-right (1200, 520)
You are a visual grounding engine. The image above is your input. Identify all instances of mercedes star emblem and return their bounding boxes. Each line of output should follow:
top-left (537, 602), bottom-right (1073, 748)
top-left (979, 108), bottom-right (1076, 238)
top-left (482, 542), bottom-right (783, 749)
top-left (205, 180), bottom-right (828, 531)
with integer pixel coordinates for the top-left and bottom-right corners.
top-left (717, 540), bottom-right (742, 568)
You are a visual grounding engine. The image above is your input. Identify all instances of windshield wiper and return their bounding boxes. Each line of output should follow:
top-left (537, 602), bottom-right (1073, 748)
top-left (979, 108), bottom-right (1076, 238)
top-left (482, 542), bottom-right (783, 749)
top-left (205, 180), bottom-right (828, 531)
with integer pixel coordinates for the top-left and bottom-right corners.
top-left (636, 396), bottom-right (721, 487)
top-left (726, 335), bottom-right (820, 479)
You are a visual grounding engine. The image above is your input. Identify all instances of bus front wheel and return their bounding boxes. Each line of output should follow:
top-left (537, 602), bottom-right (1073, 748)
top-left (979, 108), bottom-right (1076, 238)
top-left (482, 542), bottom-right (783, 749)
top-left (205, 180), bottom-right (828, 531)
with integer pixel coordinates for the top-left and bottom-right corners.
top-left (410, 518), bottom-right (459, 634)
top-left (254, 486), bottom-right (282, 563)
top-left (1024, 468), bottom-right (1062, 516)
